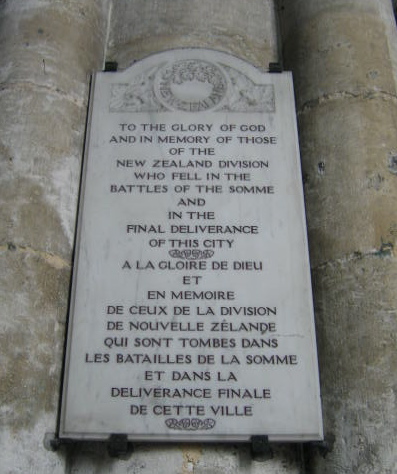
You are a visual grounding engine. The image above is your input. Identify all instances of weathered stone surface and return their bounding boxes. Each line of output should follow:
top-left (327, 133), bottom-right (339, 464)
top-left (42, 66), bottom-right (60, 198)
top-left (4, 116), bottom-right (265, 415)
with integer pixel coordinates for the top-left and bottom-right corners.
top-left (310, 255), bottom-right (397, 474)
top-left (65, 443), bottom-right (184, 474)
top-left (64, 442), bottom-right (301, 474)
top-left (0, 89), bottom-right (87, 257)
top-left (280, 1), bottom-right (397, 473)
top-left (195, 444), bottom-right (300, 474)
top-left (0, 0), bottom-right (109, 472)
top-left (1, 415), bottom-right (66, 474)
top-left (0, 0), bottom-right (108, 99)
top-left (0, 249), bottom-right (70, 430)
top-left (280, 1), bottom-right (397, 108)
top-left (298, 97), bottom-right (397, 267)
top-left (106, 0), bottom-right (278, 69)
top-left (0, 0), bottom-right (110, 258)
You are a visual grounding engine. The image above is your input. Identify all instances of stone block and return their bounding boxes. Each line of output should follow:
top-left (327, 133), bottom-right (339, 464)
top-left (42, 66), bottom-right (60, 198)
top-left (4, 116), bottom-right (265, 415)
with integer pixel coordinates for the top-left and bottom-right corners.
top-left (298, 97), bottom-right (397, 266)
top-left (106, 0), bottom-right (278, 68)
top-left (0, 248), bottom-right (70, 431)
top-left (280, 2), bottom-right (397, 108)
top-left (0, 0), bottom-right (107, 99)
top-left (0, 89), bottom-right (87, 258)
top-left (310, 255), bottom-right (397, 473)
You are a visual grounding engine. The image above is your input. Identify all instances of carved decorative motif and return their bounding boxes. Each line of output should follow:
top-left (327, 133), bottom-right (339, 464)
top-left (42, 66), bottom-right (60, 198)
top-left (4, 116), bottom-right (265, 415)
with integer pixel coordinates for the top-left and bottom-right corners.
top-left (168, 249), bottom-right (214, 260)
top-left (109, 60), bottom-right (275, 113)
top-left (165, 418), bottom-right (216, 430)
top-left (155, 60), bottom-right (227, 111)
top-left (109, 65), bottom-right (168, 113)
top-left (220, 65), bottom-right (275, 112)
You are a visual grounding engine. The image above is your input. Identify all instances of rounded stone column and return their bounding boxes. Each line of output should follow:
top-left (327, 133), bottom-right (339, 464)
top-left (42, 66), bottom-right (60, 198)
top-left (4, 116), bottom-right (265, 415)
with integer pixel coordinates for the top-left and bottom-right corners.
top-left (0, 1), bottom-right (109, 471)
top-left (279, 0), bottom-right (397, 472)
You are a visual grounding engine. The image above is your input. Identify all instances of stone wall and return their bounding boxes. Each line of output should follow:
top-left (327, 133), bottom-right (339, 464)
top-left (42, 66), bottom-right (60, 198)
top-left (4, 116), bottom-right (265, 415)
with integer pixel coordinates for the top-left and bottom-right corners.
top-left (0, 0), bottom-right (396, 472)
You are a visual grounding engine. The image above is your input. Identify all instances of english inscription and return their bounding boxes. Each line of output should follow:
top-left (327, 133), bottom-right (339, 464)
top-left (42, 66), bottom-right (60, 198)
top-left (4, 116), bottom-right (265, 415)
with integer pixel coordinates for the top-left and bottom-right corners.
top-left (60, 49), bottom-right (323, 442)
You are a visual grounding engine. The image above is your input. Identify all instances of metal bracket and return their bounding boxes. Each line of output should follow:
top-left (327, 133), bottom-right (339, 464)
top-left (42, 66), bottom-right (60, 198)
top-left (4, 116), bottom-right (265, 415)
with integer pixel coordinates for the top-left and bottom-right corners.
top-left (311, 439), bottom-right (332, 458)
top-left (104, 61), bottom-right (118, 72)
top-left (107, 434), bottom-right (132, 458)
top-left (268, 62), bottom-right (283, 73)
top-left (250, 435), bottom-right (273, 462)
top-left (43, 432), bottom-right (62, 452)
top-left (44, 432), bottom-right (133, 458)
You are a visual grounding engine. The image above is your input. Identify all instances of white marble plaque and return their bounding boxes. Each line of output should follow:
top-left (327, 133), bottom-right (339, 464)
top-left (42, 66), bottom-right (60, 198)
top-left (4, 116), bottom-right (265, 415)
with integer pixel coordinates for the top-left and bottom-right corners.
top-left (59, 49), bottom-right (323, 442)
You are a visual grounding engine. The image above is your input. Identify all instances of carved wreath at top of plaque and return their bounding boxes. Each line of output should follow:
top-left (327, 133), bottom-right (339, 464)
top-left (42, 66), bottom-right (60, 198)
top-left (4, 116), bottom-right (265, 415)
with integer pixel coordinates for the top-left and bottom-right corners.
top-left (109, 56), bottom-right (275, 113)
top-left (155, 60), bottom-right (227, 112)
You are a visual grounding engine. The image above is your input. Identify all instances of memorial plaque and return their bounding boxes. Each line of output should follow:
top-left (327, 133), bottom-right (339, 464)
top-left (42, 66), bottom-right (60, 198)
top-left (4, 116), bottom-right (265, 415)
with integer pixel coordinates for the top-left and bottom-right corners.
top-left (59, 49), bottom-right (323, 442)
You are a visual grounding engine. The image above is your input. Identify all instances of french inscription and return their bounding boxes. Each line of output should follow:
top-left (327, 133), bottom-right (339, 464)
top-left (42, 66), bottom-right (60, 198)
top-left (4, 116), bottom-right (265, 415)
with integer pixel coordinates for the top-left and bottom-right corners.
top-left (60, 49), bottom-right (323, 442)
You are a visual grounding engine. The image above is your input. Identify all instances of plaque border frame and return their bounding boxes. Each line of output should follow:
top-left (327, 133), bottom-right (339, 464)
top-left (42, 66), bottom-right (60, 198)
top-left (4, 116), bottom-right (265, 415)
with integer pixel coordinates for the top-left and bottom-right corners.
top-left (56, 48), bottom-right (324, 445)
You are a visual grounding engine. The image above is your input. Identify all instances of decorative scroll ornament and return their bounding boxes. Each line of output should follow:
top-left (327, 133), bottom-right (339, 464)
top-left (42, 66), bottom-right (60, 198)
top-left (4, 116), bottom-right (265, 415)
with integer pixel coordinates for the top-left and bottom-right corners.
top-left (110, 60), bottom-right (275, 113)
top-left (109, 65), bottom-right (167, 113)
top-left (220, 65), bottom-right (275, 112)
top-left (168, 249), bottom-right (214, 260)
top-left (165, 418), bottom-right (216, 431)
